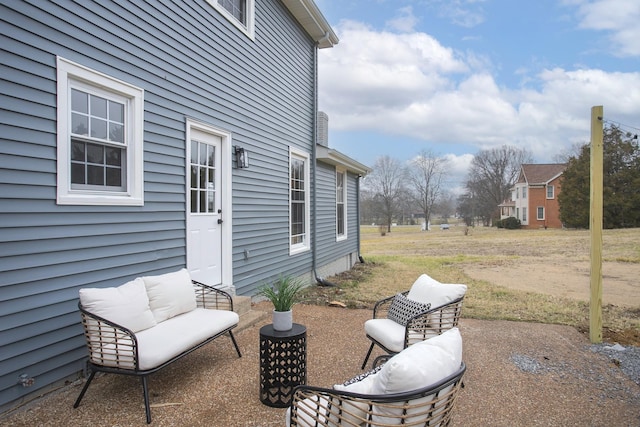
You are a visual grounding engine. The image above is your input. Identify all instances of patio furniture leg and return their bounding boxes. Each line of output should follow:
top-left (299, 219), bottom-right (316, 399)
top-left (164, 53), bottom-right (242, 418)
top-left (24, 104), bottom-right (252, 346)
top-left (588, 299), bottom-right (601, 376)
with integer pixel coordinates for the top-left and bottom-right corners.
top-left (229, 331), bottom-right (242, 357)
top-left (141, 376), bottom-right (151, 424)
top-left (361, 342), bottom-right (375, 369)
top-left (73, 370), bottom-right (96, 408)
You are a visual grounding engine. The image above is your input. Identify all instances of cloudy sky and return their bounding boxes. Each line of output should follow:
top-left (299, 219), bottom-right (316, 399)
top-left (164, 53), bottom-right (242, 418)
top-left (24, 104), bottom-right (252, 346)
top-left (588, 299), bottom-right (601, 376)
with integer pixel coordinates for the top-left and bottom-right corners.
top-left (315, 0), bottom-right (640, 189)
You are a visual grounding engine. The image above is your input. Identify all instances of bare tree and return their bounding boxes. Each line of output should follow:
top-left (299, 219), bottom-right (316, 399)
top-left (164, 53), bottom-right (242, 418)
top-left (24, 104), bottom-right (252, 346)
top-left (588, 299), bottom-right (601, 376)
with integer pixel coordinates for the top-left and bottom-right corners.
top-left (364, 155), bottom-right (406, 232)
top-left (408, 150), bottom-right (448, 230)
top-left (465, 145), bottom-right (532, 225)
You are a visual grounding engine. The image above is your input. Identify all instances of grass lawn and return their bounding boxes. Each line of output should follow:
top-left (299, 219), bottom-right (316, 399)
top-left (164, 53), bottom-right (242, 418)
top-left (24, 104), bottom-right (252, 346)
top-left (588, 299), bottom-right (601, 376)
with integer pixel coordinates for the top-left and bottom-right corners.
top-left (302, 225), bottom-right (640, 345)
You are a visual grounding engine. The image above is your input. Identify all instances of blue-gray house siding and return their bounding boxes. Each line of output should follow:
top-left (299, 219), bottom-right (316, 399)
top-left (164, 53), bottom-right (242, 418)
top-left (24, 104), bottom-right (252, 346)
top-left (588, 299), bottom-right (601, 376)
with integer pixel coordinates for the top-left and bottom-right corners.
top-left (0, 0), bottom-right (366, 412)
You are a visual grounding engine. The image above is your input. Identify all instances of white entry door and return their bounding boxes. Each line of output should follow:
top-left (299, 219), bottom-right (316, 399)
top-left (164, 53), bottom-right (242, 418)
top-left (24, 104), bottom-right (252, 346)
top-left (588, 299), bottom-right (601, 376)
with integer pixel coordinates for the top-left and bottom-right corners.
top-left (187, 128), bottom-right (222, 286)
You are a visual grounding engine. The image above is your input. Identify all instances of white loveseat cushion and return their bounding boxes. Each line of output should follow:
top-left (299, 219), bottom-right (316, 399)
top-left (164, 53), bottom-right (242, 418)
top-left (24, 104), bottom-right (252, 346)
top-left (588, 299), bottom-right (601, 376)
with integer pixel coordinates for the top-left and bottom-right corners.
top-left (79, 278), bottom-right (156, 333)
top-left (135, 308), bottom-right (239, 370)
top-left (142, 268), bottom-right (197, 323)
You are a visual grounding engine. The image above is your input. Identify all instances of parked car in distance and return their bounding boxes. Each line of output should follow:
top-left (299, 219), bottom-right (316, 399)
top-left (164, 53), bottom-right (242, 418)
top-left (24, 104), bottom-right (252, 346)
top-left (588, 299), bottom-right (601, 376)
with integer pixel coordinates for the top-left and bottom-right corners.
top-left (441, 223), bottom-right (450, 230)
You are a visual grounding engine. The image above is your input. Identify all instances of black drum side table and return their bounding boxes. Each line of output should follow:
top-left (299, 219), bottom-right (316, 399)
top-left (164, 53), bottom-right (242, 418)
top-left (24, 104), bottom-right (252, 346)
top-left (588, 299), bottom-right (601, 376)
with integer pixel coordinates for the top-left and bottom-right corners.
top-left (259, 323), bottom-right (307, 407)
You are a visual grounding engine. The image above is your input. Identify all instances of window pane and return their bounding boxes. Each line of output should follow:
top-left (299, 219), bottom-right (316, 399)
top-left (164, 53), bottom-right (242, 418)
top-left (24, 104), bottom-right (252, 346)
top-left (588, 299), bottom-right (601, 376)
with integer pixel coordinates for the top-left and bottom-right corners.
top-left (91, 117), bottom-right (107, 139)
top-left (72, 89), bottom-right (88, 113)
top-left (105, 146), bottom-right (121, 166)
top-left (199, 190), bottom-right (206, 212)
top-left (109, 100), bottom-right (124, 123)
top-left (72, 113), bottom-right (88, 135)
top-left (199, 143), bottom-right (207, 166)
top-left (71, 163), bottom-right (85, 184)
top-left (207, 190), bottom-right (215, 212)
top-left (190, 166), bottom-right (198, 189)
top-left (106, 167), bottom-right (121, 186)
top-left (199, 166), bottom-right (207, 189)
top-left (71, 140), bottom-right (85, 161)
top-left (87, 143), bottom-right (104, 164)
top-left (191, 140), bottom-right (198, 164)
top-left (220, 0), bottom-right (245, 24)
top-left (208, 145), bottom-right (215, 166)
top-left (109, 123), bottom-right (124, 143)
top-left (191, 190), bottom-right (198, 213)
top-left (87, 165), bottom-right (104, 185)
top-left (90, 95), bottom-right (107, 118)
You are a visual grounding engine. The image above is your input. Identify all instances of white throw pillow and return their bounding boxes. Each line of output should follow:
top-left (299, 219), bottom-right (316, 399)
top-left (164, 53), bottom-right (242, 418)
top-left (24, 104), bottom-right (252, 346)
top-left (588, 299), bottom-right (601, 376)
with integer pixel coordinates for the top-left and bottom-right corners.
top-left (331, 371), bottom-right (379, 425)
top-left (79, 278), bottom-right (156, 333)
top-left (142, 268), bottom-right (197, 323)
top-left (407, 274), bottom-right (467, 309)
top-left (370, 327), bottom-right (462, 422)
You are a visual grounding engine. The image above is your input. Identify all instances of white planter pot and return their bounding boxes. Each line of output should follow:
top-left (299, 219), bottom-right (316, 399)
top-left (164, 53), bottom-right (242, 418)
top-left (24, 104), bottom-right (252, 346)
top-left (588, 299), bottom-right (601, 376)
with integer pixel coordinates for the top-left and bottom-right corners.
top-left (272, 309), bottom-right (293, 331)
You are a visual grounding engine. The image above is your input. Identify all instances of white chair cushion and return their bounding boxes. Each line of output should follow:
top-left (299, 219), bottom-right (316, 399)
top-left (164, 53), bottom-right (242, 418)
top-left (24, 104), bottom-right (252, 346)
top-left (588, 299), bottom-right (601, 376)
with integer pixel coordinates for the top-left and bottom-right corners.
top-left (370, 327), bottom-right (462, 423)
top-left (407, 274), bottom-right (467, 308)
top-left (142, 268), bottom-right (197, 323)
top-left (79, 278), bottom-right (156, 333)
top-left (364, 318), bottom-right (407, 353)
top-left (135, 308), bottom-right (239, 370)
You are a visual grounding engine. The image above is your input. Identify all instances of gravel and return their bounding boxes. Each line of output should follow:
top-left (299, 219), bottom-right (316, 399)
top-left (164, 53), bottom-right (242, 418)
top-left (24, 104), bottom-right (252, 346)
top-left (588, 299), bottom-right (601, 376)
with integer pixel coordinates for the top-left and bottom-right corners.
top-left (2, 305), bottom-right (640, 426)
top-left (589, 343), bottom-right (640, 386)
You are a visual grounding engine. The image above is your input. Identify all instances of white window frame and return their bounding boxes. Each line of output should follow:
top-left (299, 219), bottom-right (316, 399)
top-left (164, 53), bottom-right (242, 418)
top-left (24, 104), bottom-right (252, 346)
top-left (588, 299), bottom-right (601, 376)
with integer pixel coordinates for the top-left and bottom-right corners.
top-left (546, 185), bottom-right (555, 199)
top-left (336, 168), bottom-right (347, 241)
top-left (522, 186), bottom-right (527, 199)
top-left (208, 0), bottom-right (255, 40)
top-left (522, 207), bottom-right (527, 223)
top-left (537, 206), bottom-right (545, 220)
top-left (289, 148), bottom-right (311, 255)
top-left (56, 57), bottom-right (144, 205)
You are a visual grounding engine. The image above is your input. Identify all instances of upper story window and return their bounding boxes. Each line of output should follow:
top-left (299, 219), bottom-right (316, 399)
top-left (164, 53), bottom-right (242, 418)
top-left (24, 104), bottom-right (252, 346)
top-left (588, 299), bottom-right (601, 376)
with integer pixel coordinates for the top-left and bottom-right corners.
top-left (522, 186), bottom-right (527, 198)
top-left (290, 148), bottom-right (310, 254)
top-left (208, 0), bottom-right (255, 39)
top-left (547, 185), bottom-right (555, 199)
top-left (56, 57), bottom-right (144, 205)
top-left (336, 169), bottom-right (347, 240)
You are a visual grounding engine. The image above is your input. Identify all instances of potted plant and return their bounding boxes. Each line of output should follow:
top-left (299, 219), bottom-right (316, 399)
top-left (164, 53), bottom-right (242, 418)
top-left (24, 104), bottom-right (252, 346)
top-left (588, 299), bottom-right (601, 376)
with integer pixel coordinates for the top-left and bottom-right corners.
top-left (257, 275), bottom-right (304, 331)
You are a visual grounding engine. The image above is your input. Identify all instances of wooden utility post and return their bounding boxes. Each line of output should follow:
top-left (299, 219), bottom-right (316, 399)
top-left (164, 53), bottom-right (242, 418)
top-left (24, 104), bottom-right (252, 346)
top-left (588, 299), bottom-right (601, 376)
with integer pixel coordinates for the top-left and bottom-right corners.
top-left (590, 106), bottom-right (603, 343)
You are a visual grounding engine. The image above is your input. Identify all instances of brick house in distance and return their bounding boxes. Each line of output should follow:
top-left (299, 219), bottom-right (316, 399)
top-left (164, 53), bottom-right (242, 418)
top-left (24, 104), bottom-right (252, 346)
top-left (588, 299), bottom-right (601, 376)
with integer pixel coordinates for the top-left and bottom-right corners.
top-left (499, 164), bottom-right (567, 229)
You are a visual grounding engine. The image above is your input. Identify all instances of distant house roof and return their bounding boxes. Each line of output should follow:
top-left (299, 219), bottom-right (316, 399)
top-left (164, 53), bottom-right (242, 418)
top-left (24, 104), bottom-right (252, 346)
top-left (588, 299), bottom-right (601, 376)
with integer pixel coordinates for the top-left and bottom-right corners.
top-left (282, 0), bottom-right (339, 48)
top-left (519, 163), bottom-right (566, 185)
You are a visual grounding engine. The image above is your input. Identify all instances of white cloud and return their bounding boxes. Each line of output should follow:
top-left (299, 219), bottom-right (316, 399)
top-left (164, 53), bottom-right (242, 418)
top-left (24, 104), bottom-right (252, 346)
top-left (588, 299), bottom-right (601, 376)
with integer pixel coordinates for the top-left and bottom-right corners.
top-left (573, 0), bottom-right (640, 56)
top-left (319, 19), bottom-right (640, 164)
top-left (385, 6), bottom-right (419, 33)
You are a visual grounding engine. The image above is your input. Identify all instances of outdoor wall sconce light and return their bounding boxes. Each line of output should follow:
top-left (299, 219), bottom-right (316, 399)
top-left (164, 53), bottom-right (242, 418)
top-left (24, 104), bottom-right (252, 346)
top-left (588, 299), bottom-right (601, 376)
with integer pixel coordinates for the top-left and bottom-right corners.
top-left (234, 146), bottom-right (249, 169)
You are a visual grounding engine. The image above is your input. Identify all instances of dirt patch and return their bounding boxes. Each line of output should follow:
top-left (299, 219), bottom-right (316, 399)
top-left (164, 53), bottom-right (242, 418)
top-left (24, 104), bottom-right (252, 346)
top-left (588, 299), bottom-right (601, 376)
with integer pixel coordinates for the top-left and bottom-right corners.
top-left (462, 258), bottom-right (640, 307)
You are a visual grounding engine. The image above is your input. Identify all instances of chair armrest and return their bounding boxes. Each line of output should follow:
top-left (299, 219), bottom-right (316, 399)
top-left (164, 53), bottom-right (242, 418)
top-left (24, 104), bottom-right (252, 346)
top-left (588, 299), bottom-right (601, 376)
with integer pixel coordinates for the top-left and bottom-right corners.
top-left (372, 290), bottom-right (409, 319)
top-left (404, 295), bottom-right (465, 347)
top-left (78, 303), bottom-right (140, 370)
top-left (192, 280), bottom-right (234, 311)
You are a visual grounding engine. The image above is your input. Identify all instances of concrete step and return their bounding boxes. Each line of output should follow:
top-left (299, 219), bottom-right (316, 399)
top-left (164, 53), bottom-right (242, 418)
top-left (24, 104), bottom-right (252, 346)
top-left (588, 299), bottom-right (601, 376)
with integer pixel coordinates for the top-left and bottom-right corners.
top-left (232, 295), bottom-right (252, 316)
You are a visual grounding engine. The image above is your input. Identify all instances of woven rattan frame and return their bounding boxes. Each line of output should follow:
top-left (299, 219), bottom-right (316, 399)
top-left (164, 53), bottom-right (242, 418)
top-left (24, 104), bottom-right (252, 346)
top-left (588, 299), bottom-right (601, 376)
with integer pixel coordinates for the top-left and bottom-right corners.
top-left (361, 294), bottom-right (464, 369)
top-left (73, 280), bottom-right (242, 423)
top-left (289, 362), bottom-right (466, 427)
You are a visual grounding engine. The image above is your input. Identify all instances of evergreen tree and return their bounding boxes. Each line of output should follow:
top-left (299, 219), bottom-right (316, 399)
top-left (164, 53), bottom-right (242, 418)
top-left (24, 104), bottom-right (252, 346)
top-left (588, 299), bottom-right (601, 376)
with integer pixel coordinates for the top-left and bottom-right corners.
top-left (558, 126), bottom-right (640, 229)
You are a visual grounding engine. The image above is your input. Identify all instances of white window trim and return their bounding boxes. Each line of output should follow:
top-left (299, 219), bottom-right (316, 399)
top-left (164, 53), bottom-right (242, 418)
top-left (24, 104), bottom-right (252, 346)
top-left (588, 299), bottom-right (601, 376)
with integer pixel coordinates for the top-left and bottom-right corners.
top-left (56, 57), bottom-right (144, 205)
top-left (208, 0), bottom-right (255, 40)
top-left (289, 147), bottom-right (311, 255)
top-left (537, 206), bottom-right (545, 220)
top-left (336, 167), bottom-right (347, 241)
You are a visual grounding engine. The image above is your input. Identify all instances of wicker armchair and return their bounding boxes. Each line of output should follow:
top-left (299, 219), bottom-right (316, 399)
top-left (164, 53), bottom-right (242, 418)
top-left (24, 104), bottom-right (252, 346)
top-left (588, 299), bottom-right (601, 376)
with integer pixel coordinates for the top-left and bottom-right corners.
top-left (289, 342), bottom-right (466, 427)
top-left (361, 275), bottom-right (466, 369)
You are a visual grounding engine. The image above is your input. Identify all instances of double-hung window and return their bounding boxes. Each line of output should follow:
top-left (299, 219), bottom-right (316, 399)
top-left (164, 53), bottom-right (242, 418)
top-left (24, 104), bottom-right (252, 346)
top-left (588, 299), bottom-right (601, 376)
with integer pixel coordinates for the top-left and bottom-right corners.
top-left (537, 206), bottom-right (545, 220)
top-left (290, 149), bottom-right (310, 254)
top-left (336, 169), bottom-right (347, 240)
top-left (546, 185), bottom-right (555, 199)
top-left (56, 57), bottom-right (144, 205)
top-left (208, 0), bottom-right (255, 39)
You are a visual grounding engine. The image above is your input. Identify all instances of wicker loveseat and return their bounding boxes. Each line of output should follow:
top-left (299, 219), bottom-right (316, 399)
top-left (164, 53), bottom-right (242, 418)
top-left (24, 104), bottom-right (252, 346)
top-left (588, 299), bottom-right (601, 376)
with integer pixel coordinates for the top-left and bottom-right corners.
top-left (361, 274), bottom-right (466, 369)
top-left (288, 328), bottom-right (465, 427)
top-left (73, 268), bottom-right (242, 423)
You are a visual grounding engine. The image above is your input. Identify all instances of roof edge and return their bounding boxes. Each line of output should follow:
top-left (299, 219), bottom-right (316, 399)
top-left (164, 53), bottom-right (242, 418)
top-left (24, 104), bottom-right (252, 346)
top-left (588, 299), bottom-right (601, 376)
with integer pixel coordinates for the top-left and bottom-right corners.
top-left (281, 0), bottom-right (339, 48)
